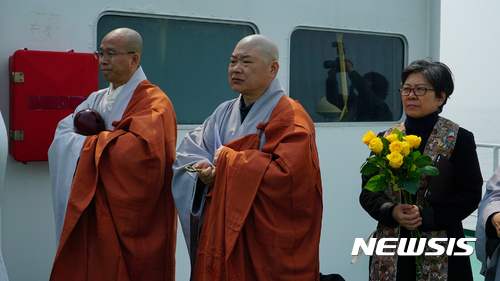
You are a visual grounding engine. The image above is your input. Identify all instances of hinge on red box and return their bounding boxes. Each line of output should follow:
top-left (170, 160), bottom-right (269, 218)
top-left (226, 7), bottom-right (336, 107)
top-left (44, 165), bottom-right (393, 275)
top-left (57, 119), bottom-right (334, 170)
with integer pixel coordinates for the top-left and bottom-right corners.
top-left (11, 72), bottom-right (24, 83)
top-left (10, 130), bottom-right (24, 141)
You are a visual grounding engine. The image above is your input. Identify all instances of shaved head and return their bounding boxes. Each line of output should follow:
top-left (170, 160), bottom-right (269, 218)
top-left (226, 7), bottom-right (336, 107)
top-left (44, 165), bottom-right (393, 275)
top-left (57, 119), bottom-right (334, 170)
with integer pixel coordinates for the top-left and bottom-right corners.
top-left (228, 34), bottom-right (280, 105)
top-left (236, 34), bottom-right (279, 64)
top-left (99, 27), bottom-right (142, 88)
top-left (105, 28), bottom-right (143, 56)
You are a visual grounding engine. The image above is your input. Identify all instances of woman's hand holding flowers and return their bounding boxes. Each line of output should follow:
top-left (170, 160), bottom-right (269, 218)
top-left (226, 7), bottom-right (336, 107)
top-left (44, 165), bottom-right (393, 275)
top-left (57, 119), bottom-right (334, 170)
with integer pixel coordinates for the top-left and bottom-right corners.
top-left (392, 203), bottom-right (422, 231)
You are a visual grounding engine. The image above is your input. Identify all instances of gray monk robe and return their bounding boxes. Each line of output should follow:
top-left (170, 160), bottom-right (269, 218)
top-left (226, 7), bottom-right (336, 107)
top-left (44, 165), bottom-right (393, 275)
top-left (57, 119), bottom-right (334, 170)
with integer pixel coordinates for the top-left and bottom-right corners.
top-left (172, 78), bottom-right (285, 256)
top-left (477, 166), bottom-right (500, 281)
top-left (48, 66), bottom-right (147, 246)
top-left (172, 77), bottom-right (322, 280)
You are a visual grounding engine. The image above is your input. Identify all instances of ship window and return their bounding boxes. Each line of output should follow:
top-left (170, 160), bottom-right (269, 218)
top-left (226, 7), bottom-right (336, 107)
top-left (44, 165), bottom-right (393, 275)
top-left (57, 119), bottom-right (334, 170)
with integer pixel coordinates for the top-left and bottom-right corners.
top-left (290, 29), bottom-right (405, 122)
top-left (97, 14), bottom-right (255, 124)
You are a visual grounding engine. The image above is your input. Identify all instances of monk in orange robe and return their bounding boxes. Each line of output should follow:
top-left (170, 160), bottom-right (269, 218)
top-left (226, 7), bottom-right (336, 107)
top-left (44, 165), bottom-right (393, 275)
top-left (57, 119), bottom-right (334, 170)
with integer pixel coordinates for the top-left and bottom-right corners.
top-left (49, 28), bottom-right (177, 280)
top-left (172, 34), bottom-right (322, 280)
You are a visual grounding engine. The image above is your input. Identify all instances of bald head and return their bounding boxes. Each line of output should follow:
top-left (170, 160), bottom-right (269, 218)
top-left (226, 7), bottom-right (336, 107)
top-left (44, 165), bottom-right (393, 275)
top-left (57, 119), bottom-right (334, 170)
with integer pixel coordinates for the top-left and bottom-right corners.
top-left (236, 34), bottom-right (279, 64)
top-left (105, 28), bottom-right (143, 57)
top-left (99, 28), bottom-right (142, 88)
top-left (228, 34), bottom-right (280, 105)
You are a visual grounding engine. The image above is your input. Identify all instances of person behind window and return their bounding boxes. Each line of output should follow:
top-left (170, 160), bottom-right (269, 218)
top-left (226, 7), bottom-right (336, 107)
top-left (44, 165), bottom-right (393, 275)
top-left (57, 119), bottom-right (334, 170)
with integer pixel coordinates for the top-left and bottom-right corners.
top-left (48, 27), bottom-right (177, 280)
top-left (172, 34), bottom-right (323, 280)
top-left (359, 59), bottom-right (482, 280)
top-left (325, 58), bottom-right (393, 121)
top-left (476, 166), bottom-right (500, 280)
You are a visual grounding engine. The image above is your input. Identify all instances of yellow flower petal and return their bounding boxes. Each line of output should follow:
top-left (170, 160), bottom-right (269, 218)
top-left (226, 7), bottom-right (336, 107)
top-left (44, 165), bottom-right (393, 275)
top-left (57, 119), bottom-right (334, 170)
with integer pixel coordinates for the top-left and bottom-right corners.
top-left (404, 135), bottom-right (422, 149)
top-left (385, 134), bottom-right (398, 143)
top-left (363, 131), bottom-right (377, 145)
top-left (387, 152), bottom-right (404, 168)
top-left (369, 138), bottom-right (384, 153)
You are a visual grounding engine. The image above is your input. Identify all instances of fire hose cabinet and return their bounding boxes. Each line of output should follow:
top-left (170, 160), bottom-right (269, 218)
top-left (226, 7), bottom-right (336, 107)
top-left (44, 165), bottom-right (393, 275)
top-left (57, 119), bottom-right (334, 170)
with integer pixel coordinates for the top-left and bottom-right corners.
top-left (9, 49), bottom-right (98, 163)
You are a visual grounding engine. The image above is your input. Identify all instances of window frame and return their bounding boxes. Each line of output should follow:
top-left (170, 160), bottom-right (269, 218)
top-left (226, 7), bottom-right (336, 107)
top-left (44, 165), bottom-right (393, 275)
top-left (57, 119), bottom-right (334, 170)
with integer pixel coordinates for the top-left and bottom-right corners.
top-left (288, 26), bottom-right (408, 126)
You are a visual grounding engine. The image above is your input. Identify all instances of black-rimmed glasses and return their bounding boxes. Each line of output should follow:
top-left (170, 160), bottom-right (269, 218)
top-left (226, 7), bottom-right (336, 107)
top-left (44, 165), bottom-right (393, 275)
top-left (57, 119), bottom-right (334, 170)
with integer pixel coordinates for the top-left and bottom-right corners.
top-left (94, 51), bottom-right (135, 60)
top-left (399, 86), bottom-right (435, 96)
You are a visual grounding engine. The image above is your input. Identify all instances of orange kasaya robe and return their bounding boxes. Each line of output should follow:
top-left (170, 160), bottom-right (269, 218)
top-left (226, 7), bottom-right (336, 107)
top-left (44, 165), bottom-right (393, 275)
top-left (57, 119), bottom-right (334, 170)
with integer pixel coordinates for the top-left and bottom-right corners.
top-left (193, 95), bottom-right (323, 280)
top-left (50, 81), bottom-right (177, 281)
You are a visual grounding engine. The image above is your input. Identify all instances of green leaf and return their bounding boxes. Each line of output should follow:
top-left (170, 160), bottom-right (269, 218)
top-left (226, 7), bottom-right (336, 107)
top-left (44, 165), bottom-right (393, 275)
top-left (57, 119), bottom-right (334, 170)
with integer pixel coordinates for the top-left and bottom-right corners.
top-left (420, 166), bottom-right (439, 176)
top-left (403, 157), bottom-right (415, 168)
top-left (375, 181), bottom-right (389, 192)
top-left (401, 177), bottom-right (420, 195)
top-left (414, 155), bottom-right (432, 167)
top-left (420, 155), bottom-right (431, 161)
top-left (392, 128), bottom-right (404, 141)
top-left (412, 150), bottom-right (422, 160)
top-left (373, 137), bottom-right (389, 155)
top-left (368, 156), bottom-right (384, 166)
top-left (380, 169), bottom-right (392, 179)
top-left (380, 137), bottom-right (391, 147)
top-left (407, 170), bottom-right (421, 179)
top-left (364, 175), bottom-right (389, 192)
top-left (360, 162), bottom-right (380, 175)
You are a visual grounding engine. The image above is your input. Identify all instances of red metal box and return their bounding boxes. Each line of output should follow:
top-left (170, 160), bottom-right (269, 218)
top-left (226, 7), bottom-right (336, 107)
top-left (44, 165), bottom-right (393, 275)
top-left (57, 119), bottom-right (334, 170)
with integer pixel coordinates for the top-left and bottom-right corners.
top-left (9, 49), bottom-right (98, 163)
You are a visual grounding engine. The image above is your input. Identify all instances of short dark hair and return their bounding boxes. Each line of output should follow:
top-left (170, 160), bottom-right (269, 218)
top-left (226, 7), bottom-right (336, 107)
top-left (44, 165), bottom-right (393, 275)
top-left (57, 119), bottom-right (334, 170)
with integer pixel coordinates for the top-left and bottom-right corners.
top-left (401, 59), bottom-right (454, 113)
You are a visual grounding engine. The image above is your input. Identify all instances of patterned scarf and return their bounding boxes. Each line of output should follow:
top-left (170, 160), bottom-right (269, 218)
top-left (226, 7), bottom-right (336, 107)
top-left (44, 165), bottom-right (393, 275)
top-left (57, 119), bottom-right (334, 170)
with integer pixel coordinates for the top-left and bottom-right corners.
top-left (369, 117), bottom-right (459, 281)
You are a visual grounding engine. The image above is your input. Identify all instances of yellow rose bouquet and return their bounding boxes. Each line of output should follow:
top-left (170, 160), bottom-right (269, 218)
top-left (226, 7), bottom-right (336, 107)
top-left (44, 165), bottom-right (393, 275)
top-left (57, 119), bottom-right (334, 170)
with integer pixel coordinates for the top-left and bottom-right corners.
top-left (360, 129), bottom-right (438, 197)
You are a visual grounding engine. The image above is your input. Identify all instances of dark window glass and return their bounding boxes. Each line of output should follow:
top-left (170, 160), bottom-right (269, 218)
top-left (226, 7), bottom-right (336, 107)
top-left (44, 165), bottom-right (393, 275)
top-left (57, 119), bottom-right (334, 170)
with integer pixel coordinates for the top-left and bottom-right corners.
top-left (97, 14), bottom-right (255, 124)
top-left (290, 29), bottom-right (405, 122)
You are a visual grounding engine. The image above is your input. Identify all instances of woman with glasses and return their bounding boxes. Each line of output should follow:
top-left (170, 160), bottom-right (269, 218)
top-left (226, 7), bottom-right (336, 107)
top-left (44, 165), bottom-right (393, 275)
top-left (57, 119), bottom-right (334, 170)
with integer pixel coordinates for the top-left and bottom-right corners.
top-left (359, 60), bottom-right (483, 281)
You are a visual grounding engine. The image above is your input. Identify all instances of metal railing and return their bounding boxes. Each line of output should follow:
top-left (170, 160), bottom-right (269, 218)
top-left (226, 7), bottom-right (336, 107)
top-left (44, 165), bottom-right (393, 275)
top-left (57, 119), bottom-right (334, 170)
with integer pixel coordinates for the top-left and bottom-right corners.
top-left (462, 143), bottom-right (500, 232)
top-left (477, 142), bottom-right (500, 173)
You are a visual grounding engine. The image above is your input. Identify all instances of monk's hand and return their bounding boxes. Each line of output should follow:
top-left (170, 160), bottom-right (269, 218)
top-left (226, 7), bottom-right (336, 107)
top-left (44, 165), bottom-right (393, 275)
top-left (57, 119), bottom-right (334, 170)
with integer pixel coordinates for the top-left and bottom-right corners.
top-left (392, 204), bottom-right (422, 231)
top-left (492, 212), bottom-right (500, 238)
top-left (213, 146), bottom-right (225, 166)
top-left (194, 160), bottom-right (216, 186)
